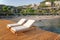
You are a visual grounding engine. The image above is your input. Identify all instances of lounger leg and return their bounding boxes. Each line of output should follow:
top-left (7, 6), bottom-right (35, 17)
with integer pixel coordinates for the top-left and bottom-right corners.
top-left (10, 29), bottom-right (16, 33)
top-left (10, 29), bottom-right (19, 35)
top-left (7, 26), bottom-right (11, 29)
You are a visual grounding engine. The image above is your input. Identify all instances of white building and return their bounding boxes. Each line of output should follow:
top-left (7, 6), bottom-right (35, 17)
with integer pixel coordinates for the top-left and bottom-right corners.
top-left (30, 3), bottom-right (40, 9)
top-left (54, 1), bottom-right (60, 7)
top-left (45, 2), bottom-right (51, 6)
top-left (31, 3), bottom-right (40, 7)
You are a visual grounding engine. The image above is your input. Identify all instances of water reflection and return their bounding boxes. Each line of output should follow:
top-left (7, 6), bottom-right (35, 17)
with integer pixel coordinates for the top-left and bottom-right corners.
top-left (39, 18), bottom-right (60, 34)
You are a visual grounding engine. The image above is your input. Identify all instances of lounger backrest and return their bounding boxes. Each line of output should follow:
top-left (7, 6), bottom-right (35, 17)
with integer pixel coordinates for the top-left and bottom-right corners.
top-left (23, 20), bottom-right (35, 28)
top-left (17, 19), bottom-right (26, 24)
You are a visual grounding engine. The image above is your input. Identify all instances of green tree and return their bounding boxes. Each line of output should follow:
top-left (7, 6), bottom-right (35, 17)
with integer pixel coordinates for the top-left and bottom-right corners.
top-left (21, 8), bottom-right (35, 14)
top-left (2, 6), bottom-right (8, 12)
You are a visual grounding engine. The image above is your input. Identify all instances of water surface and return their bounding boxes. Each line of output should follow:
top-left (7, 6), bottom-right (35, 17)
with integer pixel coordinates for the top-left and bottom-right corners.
top-left (38, 18), bottom-right (60, 34)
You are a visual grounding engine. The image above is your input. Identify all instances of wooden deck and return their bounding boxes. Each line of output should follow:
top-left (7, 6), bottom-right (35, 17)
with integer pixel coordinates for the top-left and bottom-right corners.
top-left (0, 20), bottom-right (60, 40)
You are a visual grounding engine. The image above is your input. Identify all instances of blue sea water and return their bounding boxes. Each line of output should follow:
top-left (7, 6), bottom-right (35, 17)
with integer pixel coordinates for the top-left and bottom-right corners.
top-left (38, 18), bottom-right (60, 34)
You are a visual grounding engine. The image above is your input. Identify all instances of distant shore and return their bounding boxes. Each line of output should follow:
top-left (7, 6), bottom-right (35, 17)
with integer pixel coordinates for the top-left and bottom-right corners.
top-left (0, 15), bottom-right (60, 21)
top-left (10, 15), bottom-right (60, 22)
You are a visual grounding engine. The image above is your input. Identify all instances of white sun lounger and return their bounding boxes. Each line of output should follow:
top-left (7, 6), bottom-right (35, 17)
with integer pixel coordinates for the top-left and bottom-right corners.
top-left (10, 20), bottom-right (35, 33)
top-left (7, 18), bottom-right (26, 29)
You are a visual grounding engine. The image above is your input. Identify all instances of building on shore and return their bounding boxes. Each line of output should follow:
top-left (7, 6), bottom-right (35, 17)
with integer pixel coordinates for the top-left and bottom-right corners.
top-left (54, 1), bottom-right (60, 8)
top-left (45, 2), bottom-right (51, 6)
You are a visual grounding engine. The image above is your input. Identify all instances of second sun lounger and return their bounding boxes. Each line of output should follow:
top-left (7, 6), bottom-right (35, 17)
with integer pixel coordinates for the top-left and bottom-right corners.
top-left (10, 19), bottom-right (35, 33)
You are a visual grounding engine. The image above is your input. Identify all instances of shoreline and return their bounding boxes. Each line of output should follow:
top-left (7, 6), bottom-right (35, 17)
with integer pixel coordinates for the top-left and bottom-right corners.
top-left (10, 15), bottom-right (60, 22)
top-left (0, 15), bottom-right (60, 21)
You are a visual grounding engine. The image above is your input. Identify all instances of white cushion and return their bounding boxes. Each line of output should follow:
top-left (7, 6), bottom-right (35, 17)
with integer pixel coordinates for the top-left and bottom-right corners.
top-left (11, 26), bottom-right (28, 32)
top-left (17, 18), bottom-right (26, 24)
top-left (23, 20), bottom-right (35, 27)
top-left (7, 23), bottom-right (20, 27)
